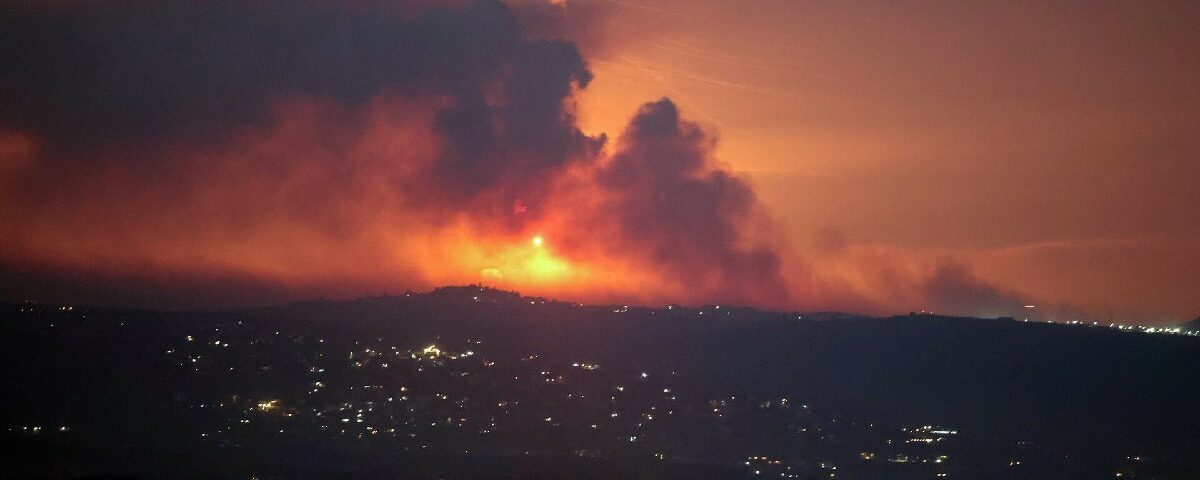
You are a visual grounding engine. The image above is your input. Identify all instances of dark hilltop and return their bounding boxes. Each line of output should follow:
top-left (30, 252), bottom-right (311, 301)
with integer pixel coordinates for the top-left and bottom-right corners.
top-left (3, 286), bottom-right (1199, 479)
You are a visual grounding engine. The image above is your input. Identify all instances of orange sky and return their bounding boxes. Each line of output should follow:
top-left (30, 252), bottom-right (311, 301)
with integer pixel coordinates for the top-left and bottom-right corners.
top-left (566, 0), bottom-right (1200, 323)
top-left (0, 0), bottom-right (1197, 324)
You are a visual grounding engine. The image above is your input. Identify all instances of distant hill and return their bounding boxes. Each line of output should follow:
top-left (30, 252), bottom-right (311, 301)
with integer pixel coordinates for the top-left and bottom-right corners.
top-left (4, 287), bottom-right (1200, 479)
top-left (1186, 316), bottom-right (1200, 332)
top-left (241, 288), bottom-right (1200, 450)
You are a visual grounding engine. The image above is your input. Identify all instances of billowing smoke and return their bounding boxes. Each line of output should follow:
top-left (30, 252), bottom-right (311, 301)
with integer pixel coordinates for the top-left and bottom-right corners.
top-left (0, 0), bottom-right (793, 309)
top-left (0, 0), bottom-right (1051, 319)
top-left (591, 99), bottom-right (789, 307)
top-left (921, 262), bottom-right (1028, 318)
top-left (0, 0), bottom-right (600, 215)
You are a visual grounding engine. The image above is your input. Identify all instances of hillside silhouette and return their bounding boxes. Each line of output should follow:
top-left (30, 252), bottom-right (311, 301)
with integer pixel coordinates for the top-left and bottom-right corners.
top-left (3, 286), bottom-right (1199, 479)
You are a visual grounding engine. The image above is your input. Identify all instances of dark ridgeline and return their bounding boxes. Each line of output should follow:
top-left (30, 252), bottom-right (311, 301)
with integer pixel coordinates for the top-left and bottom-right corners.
top-left (2, 286), bottom-right (1199, 479)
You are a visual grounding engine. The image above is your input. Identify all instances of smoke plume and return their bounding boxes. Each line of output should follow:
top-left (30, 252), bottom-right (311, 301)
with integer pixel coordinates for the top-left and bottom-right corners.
top-left (0, 0), bottom-right (794, 309)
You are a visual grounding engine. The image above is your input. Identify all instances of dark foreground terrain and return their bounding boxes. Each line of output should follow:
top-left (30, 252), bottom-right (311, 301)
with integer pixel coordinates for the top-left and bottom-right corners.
top-left (3, 286), bottom-right (1199, 479)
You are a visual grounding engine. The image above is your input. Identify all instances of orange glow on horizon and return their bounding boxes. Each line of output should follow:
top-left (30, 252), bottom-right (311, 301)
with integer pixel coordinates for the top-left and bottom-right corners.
top-left (476, 234), bottom-right (572, 285)
top-left (3, 0), bottom-right (1198, 325)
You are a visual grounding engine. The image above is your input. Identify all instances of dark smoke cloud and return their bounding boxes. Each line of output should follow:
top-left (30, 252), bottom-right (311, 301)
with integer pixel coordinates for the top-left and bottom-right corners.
top-left (0, 0), bottom-right (599, 210)
top-left (0, 0), bottom-right (1019, 315)
top-left (511, 0), bottom-right (619, 56)
top-left (922, 261), bottom-right (1028, 318)
top-left (594, 99), bottom-right (790, 306)
top-left (0, 0), bottom-right (795, 308)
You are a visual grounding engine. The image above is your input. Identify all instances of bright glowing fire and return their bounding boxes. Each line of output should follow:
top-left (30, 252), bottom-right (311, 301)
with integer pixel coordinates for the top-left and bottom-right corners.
top-left (475, 234), bottom-right (572, 286)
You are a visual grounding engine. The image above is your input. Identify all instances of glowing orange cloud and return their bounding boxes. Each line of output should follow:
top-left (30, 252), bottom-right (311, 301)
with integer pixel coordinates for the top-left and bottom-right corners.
top-left (0, 93), bottom-right (719, 308)
top-left (4, 0), bottom-right (1195, 326)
